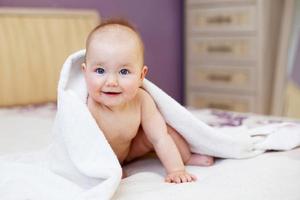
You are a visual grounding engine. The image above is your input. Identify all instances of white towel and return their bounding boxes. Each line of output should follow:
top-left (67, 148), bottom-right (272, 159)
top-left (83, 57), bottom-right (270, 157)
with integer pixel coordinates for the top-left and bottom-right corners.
top-left (1, 49), bottom-right (300, 200)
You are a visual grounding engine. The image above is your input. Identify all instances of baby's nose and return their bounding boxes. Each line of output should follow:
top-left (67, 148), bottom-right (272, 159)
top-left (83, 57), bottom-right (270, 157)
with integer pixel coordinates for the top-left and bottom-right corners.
top-left (106, 74), bottom-right (118, 87)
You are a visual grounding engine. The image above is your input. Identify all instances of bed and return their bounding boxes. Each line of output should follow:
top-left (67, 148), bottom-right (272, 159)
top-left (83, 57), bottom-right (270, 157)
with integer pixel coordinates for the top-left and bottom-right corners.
top-left (1, 104), bottom-right (300, 199)
top-left (0, 8), bottom-right (300, 200)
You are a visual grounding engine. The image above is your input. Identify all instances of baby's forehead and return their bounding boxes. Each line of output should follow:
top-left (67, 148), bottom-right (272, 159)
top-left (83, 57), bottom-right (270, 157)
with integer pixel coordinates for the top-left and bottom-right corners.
top-left (85, 23), bottom-right (145, 63)
top-left (90, 25), bottom-right (140, 44)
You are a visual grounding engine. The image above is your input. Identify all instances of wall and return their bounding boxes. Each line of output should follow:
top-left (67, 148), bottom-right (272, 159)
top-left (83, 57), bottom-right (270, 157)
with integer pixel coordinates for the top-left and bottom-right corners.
top-left (0, 0), bottom-right (183, 102)
top-left (284, 0), bottom-right (300, 118)
top-left (289, 0), bottom-right (300, 86)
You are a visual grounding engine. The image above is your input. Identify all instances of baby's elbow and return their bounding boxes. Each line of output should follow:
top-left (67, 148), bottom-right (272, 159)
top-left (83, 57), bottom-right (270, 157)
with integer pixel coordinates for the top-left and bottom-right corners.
top-left (142, 112), bottom-right (168, 144)
top-left (144, 131), bottom-right (161, 145)
top-left (146, 132), bottom-right (168, 148)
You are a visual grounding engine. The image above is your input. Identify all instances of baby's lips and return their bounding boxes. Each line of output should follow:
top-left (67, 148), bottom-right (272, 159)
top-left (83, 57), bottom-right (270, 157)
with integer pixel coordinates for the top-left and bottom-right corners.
top-left (102, 91), bottom-right (121, 95)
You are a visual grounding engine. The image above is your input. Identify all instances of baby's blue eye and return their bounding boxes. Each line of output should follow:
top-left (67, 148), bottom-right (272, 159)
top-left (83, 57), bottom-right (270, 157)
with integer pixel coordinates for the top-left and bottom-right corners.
top-left (95, 68), bottom-right (105, 74)
top-left (119, 69), bottom-right (130, 75)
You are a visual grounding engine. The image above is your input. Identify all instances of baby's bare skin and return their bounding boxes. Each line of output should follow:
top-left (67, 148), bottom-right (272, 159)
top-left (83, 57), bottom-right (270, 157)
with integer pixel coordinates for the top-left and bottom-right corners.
top-left (88, 89), bottom-right (214, 183)
top-left (87, 91), bottom-right (142, 163)
top-left (82, 21), bottom-right (214, 183)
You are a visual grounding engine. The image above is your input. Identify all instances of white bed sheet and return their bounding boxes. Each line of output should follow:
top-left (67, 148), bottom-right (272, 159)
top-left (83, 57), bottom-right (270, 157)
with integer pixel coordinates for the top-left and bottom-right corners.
top-left (0, 105), bottom-right (299, 200)
top-left (0, 104), bottom-right (56, 155)
top-left (117, 109), bottom-right (300, 200)
top-left (118, 148), bottom-right (300, 200)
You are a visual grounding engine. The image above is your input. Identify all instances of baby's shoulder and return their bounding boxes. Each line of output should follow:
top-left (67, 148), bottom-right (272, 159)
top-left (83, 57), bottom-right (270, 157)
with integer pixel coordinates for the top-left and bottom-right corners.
top-left (137, 88), bottom-right (158, 111)
top-left (137, 88), bottom-right (153, 103)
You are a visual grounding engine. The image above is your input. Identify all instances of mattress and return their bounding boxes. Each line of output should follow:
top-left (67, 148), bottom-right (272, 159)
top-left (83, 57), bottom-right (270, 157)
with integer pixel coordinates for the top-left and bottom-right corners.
top-left (117, 109), bottom-right (300, 200)
top-left (0, 104), bottom-right (56, 155)
top-left (0, 105), bottom-right (299, 199)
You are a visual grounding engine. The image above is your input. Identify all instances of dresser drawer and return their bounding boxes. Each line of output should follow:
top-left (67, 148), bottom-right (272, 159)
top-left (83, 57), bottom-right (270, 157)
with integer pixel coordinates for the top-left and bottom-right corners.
top-left (187, 0), bottom-right (255, 4)
top-left (187, 65), bottom-right (255, 91)
top-left (187, 5), bottom-right (256, 33)
top-left (187, 36), bottom-right (256, 62)
top-left (186, 91), bottom-right (255, 112)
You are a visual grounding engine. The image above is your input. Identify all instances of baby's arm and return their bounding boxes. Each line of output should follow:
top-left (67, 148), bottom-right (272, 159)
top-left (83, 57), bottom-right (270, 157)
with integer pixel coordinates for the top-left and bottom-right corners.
top-left (140, 90), bottom-right (196, 183)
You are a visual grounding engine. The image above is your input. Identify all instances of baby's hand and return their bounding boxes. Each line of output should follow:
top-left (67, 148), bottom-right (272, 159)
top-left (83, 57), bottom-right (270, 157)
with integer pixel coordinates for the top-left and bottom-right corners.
top-left (165, 170), bottom-right (197, 184)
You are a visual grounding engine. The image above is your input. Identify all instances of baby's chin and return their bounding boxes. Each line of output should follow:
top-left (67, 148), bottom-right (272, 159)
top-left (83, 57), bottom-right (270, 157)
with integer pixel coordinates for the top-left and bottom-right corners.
top-left (93, 92), bottom-right (138, 106)
top-left (98, 98), bottom-right (135, 108)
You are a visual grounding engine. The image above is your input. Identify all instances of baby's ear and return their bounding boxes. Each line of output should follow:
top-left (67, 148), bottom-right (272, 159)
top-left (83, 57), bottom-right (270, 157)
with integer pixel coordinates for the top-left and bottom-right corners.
top-left (81, 63), bottom-right (87, 72)
top-left (140, 65), bottom-right (148, 80)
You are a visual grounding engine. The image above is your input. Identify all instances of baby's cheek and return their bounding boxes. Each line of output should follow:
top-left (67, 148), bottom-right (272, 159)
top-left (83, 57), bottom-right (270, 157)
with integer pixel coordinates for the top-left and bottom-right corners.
top-left (124, 83), bottom-right (140, 98)
top-left (87, 81), bottom-right (98, 92)
top-left (87, 77), bottom-right (103, 88)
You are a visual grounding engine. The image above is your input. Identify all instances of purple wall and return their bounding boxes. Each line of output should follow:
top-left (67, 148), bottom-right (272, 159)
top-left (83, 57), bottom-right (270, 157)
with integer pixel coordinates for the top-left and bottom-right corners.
top-left (0, 0), bottom-right (183, 102)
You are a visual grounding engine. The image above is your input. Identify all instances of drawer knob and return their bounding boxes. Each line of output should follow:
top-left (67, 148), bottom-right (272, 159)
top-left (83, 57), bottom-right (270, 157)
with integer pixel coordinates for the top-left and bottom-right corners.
top-left (207, 15), bottom-right (232, 24)
top-left (207, 74), bottom-right (232, 82)
top-left (207, 45), bottom-right (232, 53)
top-left (207, 103), bottom-right (232, 110)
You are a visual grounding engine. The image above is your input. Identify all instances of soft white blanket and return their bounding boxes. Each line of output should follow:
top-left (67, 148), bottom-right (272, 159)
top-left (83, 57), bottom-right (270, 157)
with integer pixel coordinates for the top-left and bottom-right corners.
top-left (1, 49), bottom-right (300, 200)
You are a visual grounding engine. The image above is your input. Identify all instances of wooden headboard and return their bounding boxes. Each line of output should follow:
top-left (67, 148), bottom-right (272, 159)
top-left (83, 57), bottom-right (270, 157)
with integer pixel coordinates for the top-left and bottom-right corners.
top-left (0, 8), bottom-right (100, 106)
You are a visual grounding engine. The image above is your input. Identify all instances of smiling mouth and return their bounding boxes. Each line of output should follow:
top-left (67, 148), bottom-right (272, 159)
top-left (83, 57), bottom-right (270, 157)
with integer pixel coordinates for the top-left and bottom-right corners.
top-left (102, 91), bottom-right (121, 96)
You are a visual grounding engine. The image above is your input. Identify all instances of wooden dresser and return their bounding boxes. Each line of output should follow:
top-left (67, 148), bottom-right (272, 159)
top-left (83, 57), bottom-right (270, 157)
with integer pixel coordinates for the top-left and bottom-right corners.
top-left (184, 0), bottom-right (283, 114)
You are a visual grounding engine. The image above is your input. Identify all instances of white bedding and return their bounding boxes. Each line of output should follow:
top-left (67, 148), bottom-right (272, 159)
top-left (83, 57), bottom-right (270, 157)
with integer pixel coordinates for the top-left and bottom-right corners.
top-left (119, 149), bottom-right (300, 200)
top-left (0, 104), bottom-right (55, 155)
top-left (0, 105), bottom-right (299, 200)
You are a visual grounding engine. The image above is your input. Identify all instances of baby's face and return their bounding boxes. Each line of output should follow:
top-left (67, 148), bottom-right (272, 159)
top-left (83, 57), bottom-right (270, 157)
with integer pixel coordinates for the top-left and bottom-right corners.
top-left (82, 27), bottom-right (147, 108)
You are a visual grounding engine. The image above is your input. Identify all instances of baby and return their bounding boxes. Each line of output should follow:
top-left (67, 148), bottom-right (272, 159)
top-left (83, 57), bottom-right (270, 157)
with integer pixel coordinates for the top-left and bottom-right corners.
top-left (82, 19), bottom-right (214, 184)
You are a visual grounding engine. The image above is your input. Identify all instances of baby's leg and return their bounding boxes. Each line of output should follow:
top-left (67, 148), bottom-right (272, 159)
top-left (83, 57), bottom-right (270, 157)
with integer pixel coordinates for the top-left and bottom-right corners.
top-left (166, 125), bottom-right (214, 166)
top-left (125, 126), bottom-right (154, 163)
